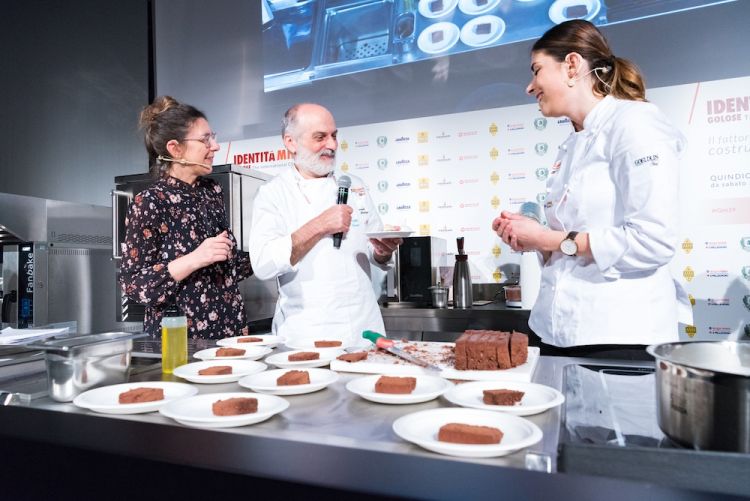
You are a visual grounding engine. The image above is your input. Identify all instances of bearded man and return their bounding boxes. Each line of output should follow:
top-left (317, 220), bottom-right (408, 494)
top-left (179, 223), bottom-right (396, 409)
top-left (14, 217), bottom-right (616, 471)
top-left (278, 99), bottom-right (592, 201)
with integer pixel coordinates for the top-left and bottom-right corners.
top-left (249, 103), bottom-right (402, 344)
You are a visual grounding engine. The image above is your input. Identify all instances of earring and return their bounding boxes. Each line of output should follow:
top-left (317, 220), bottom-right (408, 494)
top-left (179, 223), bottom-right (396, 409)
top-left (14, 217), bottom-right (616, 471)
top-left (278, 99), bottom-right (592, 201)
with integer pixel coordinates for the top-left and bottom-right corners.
top-left (567, 79), bottom-right (575, 88)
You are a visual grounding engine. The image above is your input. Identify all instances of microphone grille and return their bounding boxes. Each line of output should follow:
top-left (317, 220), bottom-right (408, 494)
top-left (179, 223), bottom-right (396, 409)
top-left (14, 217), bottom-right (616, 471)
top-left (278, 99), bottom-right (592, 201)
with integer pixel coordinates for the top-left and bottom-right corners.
top-left (337, 175), bottom-right (351, 189)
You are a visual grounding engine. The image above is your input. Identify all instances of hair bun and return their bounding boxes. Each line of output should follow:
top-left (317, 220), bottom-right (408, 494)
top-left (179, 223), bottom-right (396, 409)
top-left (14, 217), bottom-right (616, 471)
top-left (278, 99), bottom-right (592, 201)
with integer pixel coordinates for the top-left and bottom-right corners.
top-left (139, 95), bottom-right (180, 129)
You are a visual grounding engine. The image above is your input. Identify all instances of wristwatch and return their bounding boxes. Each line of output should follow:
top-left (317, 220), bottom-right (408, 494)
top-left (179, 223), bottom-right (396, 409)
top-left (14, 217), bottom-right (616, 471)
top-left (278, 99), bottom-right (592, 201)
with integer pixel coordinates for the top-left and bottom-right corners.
top-left (560, 231), bottom-right (579, 256)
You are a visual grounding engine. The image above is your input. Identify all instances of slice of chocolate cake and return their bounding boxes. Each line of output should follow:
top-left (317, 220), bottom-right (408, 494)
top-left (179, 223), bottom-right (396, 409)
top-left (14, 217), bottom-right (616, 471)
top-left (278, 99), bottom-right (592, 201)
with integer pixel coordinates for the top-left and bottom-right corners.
top-left (374, 376), bottom-right (417, 394)
top-left (216, 347), bottom-right (245, 357)
top-left (438, 423), bottom-right (503, 444)
top-left (198, 365), bottom-right (233, 376)
top-left (238, 337), bottom-right (263, 343)
top-left (277, 370), bottom-right (310, 386)
top-left (288, 351), bottom-right (320, 362)
top-left (212, 397), bottom-right (258, 416)
top-left (336, 352), bottom-right (368, 363)
top-left (314, 340), bottom-right (342, 348)
top-left (483, 389), bottom-right (525, 406)
top-left (509, 331), bottom-right (529, 367)
top-left (118, 387), bottom-right (164, 404)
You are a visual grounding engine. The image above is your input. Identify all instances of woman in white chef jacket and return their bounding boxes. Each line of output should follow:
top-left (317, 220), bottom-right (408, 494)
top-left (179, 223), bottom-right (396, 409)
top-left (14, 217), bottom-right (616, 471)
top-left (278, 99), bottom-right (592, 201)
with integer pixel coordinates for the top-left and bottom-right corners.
top-left (493, 20), bottom-right (691, 359)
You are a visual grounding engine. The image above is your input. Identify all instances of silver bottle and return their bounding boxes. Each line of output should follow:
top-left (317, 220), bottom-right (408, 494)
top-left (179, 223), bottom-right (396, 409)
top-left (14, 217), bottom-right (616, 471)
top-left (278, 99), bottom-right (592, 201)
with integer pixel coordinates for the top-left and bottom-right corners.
top-left (452, 237), bottom-right (473, 308)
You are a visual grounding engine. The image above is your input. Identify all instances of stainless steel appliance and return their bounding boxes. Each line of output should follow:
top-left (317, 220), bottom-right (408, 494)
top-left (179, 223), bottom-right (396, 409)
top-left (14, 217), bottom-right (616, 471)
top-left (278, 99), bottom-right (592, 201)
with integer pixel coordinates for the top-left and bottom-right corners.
top-left (0, 192), bottom-right (116, 333)
top-left (396, 236), bottom-right (446, 304)
top-left (111, 165), bottom-right (277, 326)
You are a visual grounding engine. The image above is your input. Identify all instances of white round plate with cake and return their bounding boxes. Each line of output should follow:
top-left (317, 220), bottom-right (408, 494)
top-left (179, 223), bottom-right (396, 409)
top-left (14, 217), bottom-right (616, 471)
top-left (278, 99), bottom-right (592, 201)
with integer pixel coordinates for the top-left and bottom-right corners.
top-left (392, 408), bottom-right (542, 458)
top-left (216, 334), bottom-right (284, 348)
top-left (238, 368), bottom-right (339, 396)
top-left (193, 345), bottom-right (272, 361)
top-left (264, 348), bottom-right (344, 369)
top-left (73, 382), bottom-right (198, 415)
top-left (443, 380), bottom-right (564, 416)
top-left (346, 374), bottom-right (452, 404)
top-left (284, 338), bottom-right (356, 351)
top-left (158, 392), bottom-right (289, 428)
top-left (172, 360), bottom-right (268, 384)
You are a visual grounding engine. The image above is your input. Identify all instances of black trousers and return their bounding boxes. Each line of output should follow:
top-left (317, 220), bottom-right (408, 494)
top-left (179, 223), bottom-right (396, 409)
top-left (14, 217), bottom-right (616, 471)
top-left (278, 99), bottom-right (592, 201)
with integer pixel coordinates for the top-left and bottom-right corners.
top-left (538, 343), bottom-right (654, 361)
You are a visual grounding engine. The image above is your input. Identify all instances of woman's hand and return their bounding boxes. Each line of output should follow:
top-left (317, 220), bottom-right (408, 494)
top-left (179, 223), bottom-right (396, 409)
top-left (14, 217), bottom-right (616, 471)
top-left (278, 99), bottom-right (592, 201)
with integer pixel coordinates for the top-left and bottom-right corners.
top-left (492, 211), bottom-right (545, 252)
top-left (191, 231), bottom-right (234, 268)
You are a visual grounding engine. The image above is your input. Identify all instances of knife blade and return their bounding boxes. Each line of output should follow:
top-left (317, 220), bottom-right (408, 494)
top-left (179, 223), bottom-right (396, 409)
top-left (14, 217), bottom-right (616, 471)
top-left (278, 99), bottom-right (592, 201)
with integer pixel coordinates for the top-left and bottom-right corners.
top-left (362, 331), bottom-right (442, 373)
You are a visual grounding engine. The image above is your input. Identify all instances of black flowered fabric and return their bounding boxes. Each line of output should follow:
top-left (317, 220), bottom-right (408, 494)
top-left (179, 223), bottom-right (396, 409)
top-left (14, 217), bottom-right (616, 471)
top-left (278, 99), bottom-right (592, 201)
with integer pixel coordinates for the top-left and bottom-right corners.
top-left (120, 176), bottom-right (252, 339)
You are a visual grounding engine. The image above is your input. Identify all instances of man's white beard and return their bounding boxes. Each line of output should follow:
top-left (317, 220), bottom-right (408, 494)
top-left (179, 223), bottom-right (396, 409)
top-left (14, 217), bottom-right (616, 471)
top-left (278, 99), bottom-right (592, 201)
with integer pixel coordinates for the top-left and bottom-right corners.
top-left (296, 145), bottom-right (336, 177)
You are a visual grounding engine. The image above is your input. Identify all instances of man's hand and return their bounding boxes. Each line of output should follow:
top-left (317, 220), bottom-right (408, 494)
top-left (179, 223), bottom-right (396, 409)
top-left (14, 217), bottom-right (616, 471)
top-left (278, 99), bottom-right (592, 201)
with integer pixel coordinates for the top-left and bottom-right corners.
top-left (317, 204), bottom-right (353, 235)
top-left (370, 237), bottom-right (403, 264)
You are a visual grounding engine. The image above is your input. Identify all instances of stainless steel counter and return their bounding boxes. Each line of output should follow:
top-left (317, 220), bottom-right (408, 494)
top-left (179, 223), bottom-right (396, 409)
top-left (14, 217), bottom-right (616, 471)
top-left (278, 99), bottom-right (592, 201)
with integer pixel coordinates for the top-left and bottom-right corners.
top-left (0, 351), bottom-right (733, 500)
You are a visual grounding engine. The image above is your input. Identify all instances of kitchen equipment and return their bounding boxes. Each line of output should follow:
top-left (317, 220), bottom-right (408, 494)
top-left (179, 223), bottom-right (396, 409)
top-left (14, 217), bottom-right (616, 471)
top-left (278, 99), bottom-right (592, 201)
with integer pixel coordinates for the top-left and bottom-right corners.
top-left (502, 284), bottom-right (522, 308)
top-left (429, 284), bottom-right (448, 308)
top-left (362, 330), bottom-right (442, 372)
top-left (647, 341), bottom-right (750, 452)
top-left (452, 237), bottom-right (472, 309)
top-left (29, 331), bottom-right (147, 402)
top-left (397, 236), bottom-right (446, 304)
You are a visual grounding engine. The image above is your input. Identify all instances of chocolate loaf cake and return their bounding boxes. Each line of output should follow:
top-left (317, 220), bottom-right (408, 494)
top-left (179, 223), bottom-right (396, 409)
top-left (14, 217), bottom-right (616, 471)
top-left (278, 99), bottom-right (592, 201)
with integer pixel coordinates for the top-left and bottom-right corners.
top-left (216, 347), bottom-right (245, 357)
top-left (198, 365), bottom-right (233, 376)
top-left (288, 351), bottom-right (320, 362)
top-left (212, 397), bottom-right (258, 416)
top-left (374, 376), bottom-right (417, 394)
top-left (483, 389), bottom-right (525, 406)
top-left (118, 387), bottom-right (164, 404)
top-left (314, 340), bottom-right (342, 348)
top-left (454, 330), bottom-right (528, 370)
top-left (437, 423), bottom-right (503, 444)
top-left (510, 331), bottom-right (528, 367)
top-left (238, 337), bottom-right (263, 343)
top-left (277, 370), bottom-right (310, 386)
top-left (336, 352), bottom-right (368, 363)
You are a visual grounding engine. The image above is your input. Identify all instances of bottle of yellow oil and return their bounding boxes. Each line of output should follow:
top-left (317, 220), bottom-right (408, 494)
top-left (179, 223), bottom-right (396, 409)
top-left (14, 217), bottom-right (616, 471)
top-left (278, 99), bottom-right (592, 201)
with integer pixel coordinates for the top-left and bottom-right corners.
top-left (161, 305), bottom-right (187, 374)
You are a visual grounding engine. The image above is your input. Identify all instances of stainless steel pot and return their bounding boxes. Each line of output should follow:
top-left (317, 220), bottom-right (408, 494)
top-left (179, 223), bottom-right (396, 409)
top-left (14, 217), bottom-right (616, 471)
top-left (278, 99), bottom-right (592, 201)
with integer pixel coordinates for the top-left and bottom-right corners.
top-left (647, 341), bottom-right (750, 452)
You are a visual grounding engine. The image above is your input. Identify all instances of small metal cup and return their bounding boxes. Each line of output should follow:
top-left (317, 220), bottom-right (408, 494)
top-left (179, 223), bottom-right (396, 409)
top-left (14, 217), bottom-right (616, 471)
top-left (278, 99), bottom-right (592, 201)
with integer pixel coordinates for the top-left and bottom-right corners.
top-left (429, 286), bottom-right (449, 308)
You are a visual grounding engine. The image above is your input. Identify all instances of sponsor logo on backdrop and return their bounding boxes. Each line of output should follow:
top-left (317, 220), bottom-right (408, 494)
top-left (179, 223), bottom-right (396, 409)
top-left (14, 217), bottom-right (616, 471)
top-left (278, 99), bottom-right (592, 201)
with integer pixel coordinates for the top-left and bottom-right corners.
top-left (396, 204), bottom-right (411, 211)
top-left (437, 224), bottom-right (453, 233)
top-left (460, 226), bottom-right (481, 232)
top-left (507, 171), bottom-right (526, 180)
top-left (683, 266), bottom-right (695, 282)
top-left (489, 123), bottom-right (498, 136)
top-left (341, 162), bottom-right (350, 172)
top-left (419, 201), bottom-right (430, 212)
top-left (507, 147), bottom-right (526, 156)
top-left (377, 180), bottom-right (389, 192)
top-left (705, 96), bottom-right (749, 124)
top-left (460, 154), bottom-right (479, 161)
top-left (355, 140), bottom-right (369, 148)
top-left (395, 136), bottom-right (410, 143)
top-left (491, 196), bottom-right (500, 210)
top-left (534, 117), bottom-right (548, 130)
top-left (706, 269), bottom-right (729, 278)
top-left (682, 239), bottom-right (693, 254)
top-left (437, 178), bottom-right (452, 186)
top-left (396, 159), bottom-right (410, 166)
top-left (705, 240), bottom-right (728, 249)
top-left (233, 149), bottom-right (289, 165)
top-left (376, 136), bottom-right (387, 147)
top-left (739, 236), bottom-right (750, 251)
top-left (536, 192), bottom-right (547, 204)
top-left (418, 178), bottom-right (430, 189)
top-left (396, 181), bottom-right (411, 188)
top-left (684, 325), bottom-right (697, 338)
top-left (418, 131), bottom-right (428, 143)
top-left (420, 224), bottom-right (430, 235)
top-left (707, 134), bottom-right (750, 155)
top-left (708, 326), bottom-right (731, 335)
top-left (743, 295), bottom-right (750, 311)
top-left (742, 266), bottom-right (750, 280)
top-left (459, 202), bottom-right (480, 209)
top-left (509, 197), bottom-right (525, 206)
top-left (535, 167), bottom-right (549, 181)
top-left (490, 147), bottom-right (499, 160)
top-left (377, 158), bottom-right (388, 170)
top-left (688, 294), bottom-right (696, 307)
top-left (418, 155), bottom-right (429, 166)
top-left (436, 154), bottom-right (451, 162)
top-left (507, 122), bottom-right (524, 131)
top-left (490, 171), bottom-right (500, 185)
top-left (707, 298), bottom-right (730, 306)
top-left (709, 171), bottom-right (749, 188)
top-left (493, 268), bottom-right (504, 282)
top-left (458, 130), bottom-right (478, 137)
top-left (340, 141), bottom-right (349, 151)
top-left (354, 162), bottom-right (369, 170)
top-left (378, 203), bottom-right (389, 215)
top-left (437, 131), bottom-right (451, 139)
top-left (437, 202), bottom-right (453, 209)
top-left (458, 178), bottom-right (479, 185)
top-left (535, 143), bottom-right (549, 156)
top-left (557, 118), bottom-right (571, 126)
top-left (492, 245), bottom-right (501, 258)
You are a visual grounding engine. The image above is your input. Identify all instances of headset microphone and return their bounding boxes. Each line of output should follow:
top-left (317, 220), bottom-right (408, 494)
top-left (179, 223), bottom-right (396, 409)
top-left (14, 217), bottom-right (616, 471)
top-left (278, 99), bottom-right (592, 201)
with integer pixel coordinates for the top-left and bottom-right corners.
top-left (568, 66), bottom-right (612, 88)
top-left (156, 155), bottom-right (212, 168)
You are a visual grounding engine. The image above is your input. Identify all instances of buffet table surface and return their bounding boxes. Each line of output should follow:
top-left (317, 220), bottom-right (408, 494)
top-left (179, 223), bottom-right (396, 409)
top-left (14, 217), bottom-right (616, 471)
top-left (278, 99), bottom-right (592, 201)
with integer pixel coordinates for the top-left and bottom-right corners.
top-left (0, 349), bottom-right (746, 500)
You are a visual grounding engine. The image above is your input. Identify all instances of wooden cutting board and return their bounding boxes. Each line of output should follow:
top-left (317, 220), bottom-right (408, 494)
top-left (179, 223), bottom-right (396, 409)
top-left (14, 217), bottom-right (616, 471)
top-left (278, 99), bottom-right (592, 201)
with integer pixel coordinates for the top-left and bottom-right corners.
top-left (329, 341), bottom-right (539, 382)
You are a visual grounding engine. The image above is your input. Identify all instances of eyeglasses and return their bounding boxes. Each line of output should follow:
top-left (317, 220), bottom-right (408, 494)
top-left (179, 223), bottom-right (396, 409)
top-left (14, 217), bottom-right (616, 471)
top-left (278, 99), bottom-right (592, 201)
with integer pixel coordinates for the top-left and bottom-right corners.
top-left (182, 131), bottom-right (217, 147)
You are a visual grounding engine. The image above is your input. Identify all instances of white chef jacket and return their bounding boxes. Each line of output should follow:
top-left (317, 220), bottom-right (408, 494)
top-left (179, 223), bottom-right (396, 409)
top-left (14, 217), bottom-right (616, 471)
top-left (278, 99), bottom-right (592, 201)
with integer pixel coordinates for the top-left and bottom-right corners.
top-left (249, 167), bottom-right (390, 345)
top-left (529, 95), bottom-right (692, 347)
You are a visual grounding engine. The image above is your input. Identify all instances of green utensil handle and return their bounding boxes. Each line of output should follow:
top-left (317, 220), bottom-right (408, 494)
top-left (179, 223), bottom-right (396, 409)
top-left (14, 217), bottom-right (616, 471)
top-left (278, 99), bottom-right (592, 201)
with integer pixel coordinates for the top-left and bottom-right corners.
top-left (362, 330), bottom-right (393, 348)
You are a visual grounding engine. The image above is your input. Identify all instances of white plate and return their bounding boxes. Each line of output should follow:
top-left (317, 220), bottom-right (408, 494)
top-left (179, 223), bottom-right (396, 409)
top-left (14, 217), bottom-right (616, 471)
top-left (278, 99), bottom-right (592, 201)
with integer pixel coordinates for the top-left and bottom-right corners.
top-left (365, 231), bottom-right (414, 239)
top-left (216, 334), bottom-right (284, 348)
top-left (459, 15), bottom-right (506, 48)
top-left (418, 0), bottom-right (459, 19)
top-left (346, 374), bottom-right (452, 404)
top-left (238, 368), bottom-right (339, 396)
top-left (159, 392), bottom-right (289, 428)
top-left (443, 380), bottom-right (564, 416)
top-left (172, 360), bottom-right (268, 384)
top-left (193, 345), bottom-right (272, 361)
top-left (265, 348), bottom-right (344, 369)
top-left (458, 0), bottom-right (501, 16)
top-left (548, 0), bottom-right (601, 25)
top-left (284, 337), bottom-right (354, 351)
top-left (73, 382), bottom-right (198, 415)
top-left (417, 22), bottom-right (460, 55)
top-left (393, 408), bottom-right (542, 457)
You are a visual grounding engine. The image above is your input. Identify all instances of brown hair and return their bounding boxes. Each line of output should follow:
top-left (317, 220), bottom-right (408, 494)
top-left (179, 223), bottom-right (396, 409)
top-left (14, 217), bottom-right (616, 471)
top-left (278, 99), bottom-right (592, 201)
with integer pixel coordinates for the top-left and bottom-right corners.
top-left (138, 96), bottom-right (207, 178)
top-left (532, 20), bottom-right (646, 102)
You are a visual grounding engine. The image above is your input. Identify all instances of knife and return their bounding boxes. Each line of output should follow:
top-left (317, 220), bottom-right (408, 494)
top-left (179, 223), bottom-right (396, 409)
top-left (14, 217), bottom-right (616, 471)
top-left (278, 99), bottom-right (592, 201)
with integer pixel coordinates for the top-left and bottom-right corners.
top-left (362, 331), bottom-right (442, 373)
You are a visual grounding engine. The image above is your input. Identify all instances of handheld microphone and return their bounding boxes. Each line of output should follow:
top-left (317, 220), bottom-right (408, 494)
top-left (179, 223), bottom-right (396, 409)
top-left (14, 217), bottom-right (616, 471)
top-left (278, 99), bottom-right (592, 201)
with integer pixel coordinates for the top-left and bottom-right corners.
top-left (333, 175), bottom-right (351, 249)
top-left (157, 155), bottom-right (212, 168)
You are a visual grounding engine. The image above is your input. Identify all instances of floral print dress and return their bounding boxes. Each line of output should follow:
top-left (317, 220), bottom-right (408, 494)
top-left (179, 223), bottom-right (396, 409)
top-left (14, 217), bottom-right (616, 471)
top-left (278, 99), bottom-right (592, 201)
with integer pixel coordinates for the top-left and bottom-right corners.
top-left (120, 176), bottom-right (253, 339)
